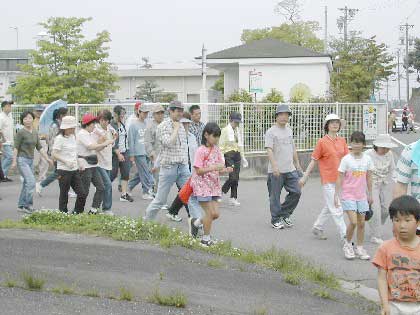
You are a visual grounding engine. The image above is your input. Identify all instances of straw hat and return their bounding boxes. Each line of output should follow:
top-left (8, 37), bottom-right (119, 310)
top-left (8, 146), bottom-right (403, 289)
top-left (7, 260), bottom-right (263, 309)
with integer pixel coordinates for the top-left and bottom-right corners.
top-left (60, 116), bottom-right (77, 129)
top-left (373, 134), bottom-right (397, 148)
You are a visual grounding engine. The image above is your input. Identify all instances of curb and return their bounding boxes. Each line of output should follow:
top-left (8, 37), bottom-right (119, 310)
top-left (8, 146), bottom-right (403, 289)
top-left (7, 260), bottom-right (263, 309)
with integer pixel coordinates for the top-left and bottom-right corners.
top-left (339, 280), bottom-right (379, 304)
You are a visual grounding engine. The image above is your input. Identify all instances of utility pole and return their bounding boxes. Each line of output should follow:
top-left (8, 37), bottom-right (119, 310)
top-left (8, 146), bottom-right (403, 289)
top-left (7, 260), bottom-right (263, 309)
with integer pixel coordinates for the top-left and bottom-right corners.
top-left (400, 23), bottom-right (414, 104)
top-left (9, 26), bottom-right (18, 49)
top-left (397, 49), bottom-right (402, 107)
top-left (337, 6), bottom-right (359, 47)
top-left (324, 6), bottom-right (328, 53)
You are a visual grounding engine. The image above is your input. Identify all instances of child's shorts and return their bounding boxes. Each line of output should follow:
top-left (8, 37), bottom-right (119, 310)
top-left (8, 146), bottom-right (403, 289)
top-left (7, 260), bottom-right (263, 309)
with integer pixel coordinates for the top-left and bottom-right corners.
top-left (342, 200), bottom-right (369, 213)
top-left (193, 196), bottom-right (221, 202)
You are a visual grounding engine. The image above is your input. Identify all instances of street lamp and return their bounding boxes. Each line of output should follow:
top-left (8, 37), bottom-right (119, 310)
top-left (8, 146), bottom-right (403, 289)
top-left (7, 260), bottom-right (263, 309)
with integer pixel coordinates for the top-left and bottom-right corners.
top-left (9, 26), bottom-right (18, 49)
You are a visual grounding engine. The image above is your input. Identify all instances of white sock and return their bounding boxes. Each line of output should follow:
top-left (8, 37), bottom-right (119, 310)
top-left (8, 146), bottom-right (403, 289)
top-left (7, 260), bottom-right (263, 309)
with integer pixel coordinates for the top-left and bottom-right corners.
top-left (202, 234), bottom-right (210, 241)
top-left (193, 218), bottom-right (202, 227)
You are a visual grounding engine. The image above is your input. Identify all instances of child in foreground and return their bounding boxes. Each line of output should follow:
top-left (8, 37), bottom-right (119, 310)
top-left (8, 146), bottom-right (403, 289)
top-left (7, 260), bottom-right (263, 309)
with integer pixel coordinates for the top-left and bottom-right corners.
top-left (372, 195), bottom-right (420, 315)
top-left (189, 122), bottom-right (233, 247)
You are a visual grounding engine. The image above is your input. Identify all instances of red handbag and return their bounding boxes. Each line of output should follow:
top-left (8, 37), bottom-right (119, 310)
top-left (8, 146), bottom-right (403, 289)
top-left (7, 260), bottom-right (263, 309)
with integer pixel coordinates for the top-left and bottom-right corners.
top-left (178, 147), bottom-right (213, 204)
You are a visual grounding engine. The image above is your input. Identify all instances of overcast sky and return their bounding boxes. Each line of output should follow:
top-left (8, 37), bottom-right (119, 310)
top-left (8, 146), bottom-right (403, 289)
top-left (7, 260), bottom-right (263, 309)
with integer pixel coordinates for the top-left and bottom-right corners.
top-left (1, 0), bottom-right (419, 100)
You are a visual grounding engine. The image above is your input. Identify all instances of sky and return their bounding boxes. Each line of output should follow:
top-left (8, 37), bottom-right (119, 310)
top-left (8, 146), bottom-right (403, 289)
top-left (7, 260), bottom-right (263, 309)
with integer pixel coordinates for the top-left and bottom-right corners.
top-left (1, 0), bottom-right (419, 100)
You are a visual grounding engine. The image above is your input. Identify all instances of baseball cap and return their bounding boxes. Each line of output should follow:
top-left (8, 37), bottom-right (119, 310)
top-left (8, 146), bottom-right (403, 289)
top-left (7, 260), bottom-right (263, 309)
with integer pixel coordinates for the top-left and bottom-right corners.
top-left (81, 113), bottom-right (97, 125)
top-left (168, 100), bottom-right (184, 110)
top-left (229, 112), bottom-right (242, 123)
top-left (153, 104), bottom-right (165, 113)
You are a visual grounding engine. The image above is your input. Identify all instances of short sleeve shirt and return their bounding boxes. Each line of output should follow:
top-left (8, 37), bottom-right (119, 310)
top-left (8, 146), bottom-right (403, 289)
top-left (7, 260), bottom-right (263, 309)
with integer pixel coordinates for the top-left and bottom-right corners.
top-left (76, 129), bottom-right (97, 169)
top-left (312, 135), bottom-right (349, 184)
top-left (338, 153), bottom-right (374, 201)
top-left (14, 128), bottom-right (41, 159)
top-left (395, 143), bottom-right (420, 201)
top-left (53, 134), bottom-right (78, 171)
top-left (372, 239), bottom-right (420, 302)
top-left (265, 125), bottom-right (295, 173)
top-left (191, 145), bottom-right (224, 197)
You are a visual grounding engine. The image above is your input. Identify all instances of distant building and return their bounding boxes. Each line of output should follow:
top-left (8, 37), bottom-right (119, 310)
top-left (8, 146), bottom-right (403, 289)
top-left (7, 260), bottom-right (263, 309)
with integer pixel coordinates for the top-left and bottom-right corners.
top-left (114, 63), bottom-right (221, 103)
top-left (0, 50), bottom-right (30, 101)
top-left (200, 39), bottom-right (332, 101)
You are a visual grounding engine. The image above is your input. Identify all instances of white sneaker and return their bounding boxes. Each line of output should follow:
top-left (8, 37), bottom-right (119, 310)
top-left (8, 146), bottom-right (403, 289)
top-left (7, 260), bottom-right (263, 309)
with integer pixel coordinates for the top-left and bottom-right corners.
top-left (68, 190), bottom-right (77, 198)
top-left (354, 246), bottom-right (370, 260)
top-left (103, 210), bottom-right (114, 216)
top-left (161, 204), bottom-right (169, 210)
top-left (312, 227), bottom-right (327, 240)
top-left (229, 198), bottom-right (240, 206)
top-left (165, 212), bottom-right (182, 222)
top-left (343, 241), bottom-right (355, 260)
top-left (36, 182), bottom-right (43, 196)
top-left (216, 198), bottom-right (222, 203)
top-left (370, 237), bottom-right (384, 245)
top-left (142, 193), bottom-right (154, 200)
top-left (88, 208), bottom-right (99, 215)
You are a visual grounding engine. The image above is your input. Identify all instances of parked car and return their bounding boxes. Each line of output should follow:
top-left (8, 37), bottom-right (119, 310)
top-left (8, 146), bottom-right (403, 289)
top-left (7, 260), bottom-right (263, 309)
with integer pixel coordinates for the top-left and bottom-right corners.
top-left (392, 109), bottom-right (403, 131)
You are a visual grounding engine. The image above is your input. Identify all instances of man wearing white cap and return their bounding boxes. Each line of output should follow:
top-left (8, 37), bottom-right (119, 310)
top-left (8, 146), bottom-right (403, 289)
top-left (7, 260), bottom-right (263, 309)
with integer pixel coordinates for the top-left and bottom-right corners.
top-left (365, 134), bottom-right (397, 244)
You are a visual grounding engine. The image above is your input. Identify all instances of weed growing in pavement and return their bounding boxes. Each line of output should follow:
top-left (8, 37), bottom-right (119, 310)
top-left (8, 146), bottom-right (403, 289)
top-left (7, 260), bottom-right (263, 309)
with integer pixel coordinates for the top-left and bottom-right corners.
top-left (159, 272), bottom-right (164, 281)
top-left (22, 272), bottom-right (45, 291)
top-left (4, 279), bottom-right (17, 288)
top-left (207, 259), bottom-right (225, 268)
top-left (1, 211), bottom-right (340, 289)
top-left (119, 287), bottom-right (133, 301)
top-left (312, 288), bottom-right (334, 300)
top-left (148, 288), bottom-right (187, 308)
top-left (252, 306), bottom-right (269, 315)
top-left (52, 285), bottom-right (75, 295)
top-left (84, 289), bottom-right (100, 298)
top-left (284, 273), bottom-right (301, 286)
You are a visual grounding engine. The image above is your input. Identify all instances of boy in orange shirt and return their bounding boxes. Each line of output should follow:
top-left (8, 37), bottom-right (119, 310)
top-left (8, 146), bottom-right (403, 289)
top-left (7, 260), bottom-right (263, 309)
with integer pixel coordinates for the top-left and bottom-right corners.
top-left (372, 195), bottom-right (420, 315)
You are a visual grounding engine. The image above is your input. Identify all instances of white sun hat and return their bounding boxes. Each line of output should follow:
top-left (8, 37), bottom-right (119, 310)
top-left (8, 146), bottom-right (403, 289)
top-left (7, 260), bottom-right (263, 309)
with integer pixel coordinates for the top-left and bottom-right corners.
top-left (373, 134), bottom-right (397, 148)
top-left (325, 113), bottom-right (341, 122)
top-left (60, 116), bottom-right (77, 129)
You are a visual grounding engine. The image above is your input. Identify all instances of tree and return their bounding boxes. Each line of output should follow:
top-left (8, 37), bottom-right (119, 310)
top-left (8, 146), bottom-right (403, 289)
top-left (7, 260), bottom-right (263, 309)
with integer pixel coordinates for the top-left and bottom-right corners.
top-left (408, 38), bottom-right (420, 79)
top-left (135, 80), bottom-right (162, 101)
top-left (275, 0), bottom-right (301, 23)
top-left (227, 89), bottom-right (253, 102)
top-left (330, 36), bottom-right (394, 102)
top-left (156, 92), bottom-right (177, 103)
top-left (241, 21), bottom-right (324, 53)
top-left (9, 17), bottom-right (118, 104)
top-left (290, 83), bottom-right (311, 102)
top-left (262, 88), bottom-right (284, 103)
top-left (212, 74), bottom-right (224, 94)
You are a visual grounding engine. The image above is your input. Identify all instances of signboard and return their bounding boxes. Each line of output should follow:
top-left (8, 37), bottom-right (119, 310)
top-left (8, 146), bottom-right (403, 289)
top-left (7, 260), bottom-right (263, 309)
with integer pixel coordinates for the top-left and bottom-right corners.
top-left (249, 71), bottom-right (263, 93)
top-left (363, 105), bottom-right (378, 140)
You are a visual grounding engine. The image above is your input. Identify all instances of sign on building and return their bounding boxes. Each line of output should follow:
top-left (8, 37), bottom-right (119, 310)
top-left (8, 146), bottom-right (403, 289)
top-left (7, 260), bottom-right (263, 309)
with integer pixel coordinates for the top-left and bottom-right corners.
top-left (249, 71), bottom-right (263, 93)
top-left (363, 105), bottom-right (378, 140)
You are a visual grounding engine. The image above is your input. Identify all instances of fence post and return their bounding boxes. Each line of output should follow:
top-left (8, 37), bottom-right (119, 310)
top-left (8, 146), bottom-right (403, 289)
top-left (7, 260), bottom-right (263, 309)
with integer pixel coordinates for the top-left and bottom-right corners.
top-left (239, 102), bottom-right (245, 154)
top-left (75, 103), bottom-right (79, 131)
top-left (335, 101), bottom-right (339, 116)
top-left (201, 103), bottom-right (209, 124)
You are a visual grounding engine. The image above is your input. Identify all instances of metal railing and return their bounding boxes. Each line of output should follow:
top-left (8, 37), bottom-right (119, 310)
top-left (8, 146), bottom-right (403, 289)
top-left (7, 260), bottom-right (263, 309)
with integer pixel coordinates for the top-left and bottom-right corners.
top-left (8, 102), bottom-right (387, 154)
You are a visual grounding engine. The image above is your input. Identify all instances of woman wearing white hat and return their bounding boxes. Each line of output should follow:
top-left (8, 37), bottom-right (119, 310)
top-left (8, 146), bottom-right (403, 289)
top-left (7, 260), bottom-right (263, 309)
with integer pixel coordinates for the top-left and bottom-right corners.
top-left (365, 134), bottom-right (397, 244)
top-left (52, 116), bottom-right (88, 214)
top-left (300, 114), bottom-right (348, 242)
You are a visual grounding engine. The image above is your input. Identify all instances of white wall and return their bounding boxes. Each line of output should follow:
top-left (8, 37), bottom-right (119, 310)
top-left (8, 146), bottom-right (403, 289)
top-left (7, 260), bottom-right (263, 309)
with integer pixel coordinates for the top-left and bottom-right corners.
top-left (0, 72), bottom-right (20, 101)
top-left (223, 65), bottom-right (239, 100)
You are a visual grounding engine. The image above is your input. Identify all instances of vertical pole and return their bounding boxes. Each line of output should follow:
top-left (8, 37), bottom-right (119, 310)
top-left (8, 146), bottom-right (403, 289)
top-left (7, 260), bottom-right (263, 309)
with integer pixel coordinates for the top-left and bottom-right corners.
top-left (397, 50), bottom-right (401, 107)
top-left (75, 103), bottom-right (79, 132)
top-left (200, 44), bottom-right (208, 103)
top-left (324, 6), bottom-right (328, 53)
top-left (405, 24), bottom-right (410, 104)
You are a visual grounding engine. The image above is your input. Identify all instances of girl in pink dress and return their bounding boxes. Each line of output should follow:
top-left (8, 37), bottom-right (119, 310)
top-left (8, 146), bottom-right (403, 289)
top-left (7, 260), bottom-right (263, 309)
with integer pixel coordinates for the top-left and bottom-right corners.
top-left (190, 123), bottom-right (233, 247)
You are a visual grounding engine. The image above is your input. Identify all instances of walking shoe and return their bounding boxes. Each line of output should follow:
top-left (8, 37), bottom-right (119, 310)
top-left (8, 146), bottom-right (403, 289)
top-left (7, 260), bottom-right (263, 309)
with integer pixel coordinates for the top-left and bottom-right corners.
top-left (200, 239), bottom-right (215, 247)
top-left (229, 198), bottom-right (240, 206)
top-left (188, 217), bottom-right (199, 238)
top-left (271, 220), bottom-right (285, 229)
top-left (161, 204), bottom-right (169, 210)
top-left (120, 193), bottom-right (134, 202)
top-left (103, 210), bottom-right (115, 216)
top-left (118, 184), bottom-right (122, 192)
top-left (343, 241), bottom-right (355, 260)
top-left (282, 217), bottom-right (294, 228)
top-left (166, 212), bottom-right (182, 222)
top-left (312, 227), bottom-right (327, 240)
top-left (370, 237), bottom-right (384, 245)
top-left (142, 193), bottom-right (154, 200)
top-left (36, 182), bottom-right (43, 196)
top-left (88, 208), bottom-right (99, 215)
top-left (148, 189), bottom-right (156, 198)
top-left (216, 198), bottom-right (222, 203)
top-left (354, 246), bottom-right (371, 260)
top-left (68, 190), bottom-right (77, 198)
top-left (17, 206), bottom-right (32, 214)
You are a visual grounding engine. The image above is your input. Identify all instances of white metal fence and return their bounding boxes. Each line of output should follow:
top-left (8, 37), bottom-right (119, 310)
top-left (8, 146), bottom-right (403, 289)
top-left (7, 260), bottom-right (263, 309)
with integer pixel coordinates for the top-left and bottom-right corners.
top-left (8, 102), bottom-right (387, 154)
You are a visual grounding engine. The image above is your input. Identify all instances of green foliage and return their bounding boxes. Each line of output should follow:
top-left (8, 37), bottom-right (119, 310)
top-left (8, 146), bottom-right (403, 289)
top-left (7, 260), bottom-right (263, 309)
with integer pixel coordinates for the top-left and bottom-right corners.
top-left (84, 289), bottom-right (100, 297)
top-left (22, 272), bottom-right (45, 290)
top-left (9, 17), bottom-right (118, 104)
top-left (241, 21), bottom-right (324, 52)
top-left (156, 92), bottom-right (177, 103)
top-left (4, 279), bottom-right (17, 288)
top-left (228, 89), bottom-right (253, 103)
top-left (148, 289), bottom-right (187, 308)
top-left (408, 38), bottom-right (420, 75)
top-left (312, 288), bottom-right (334, 300)
top-left (289, 83), bottom-right (311, 102)
top-left (212, 74), bottom-right (224, 94)
top-left (330, 36), bottom-right (394, 102)
top-left (207, 259), bottom-right (225, 268)
top-left (119, 287), bottom-right (133, 301)
top-left (135, 80), bottom-right (177, 102)
top-left (262, 88), bottom-right (284, 103)
top-left (284, 273), bottom-right (301, 285)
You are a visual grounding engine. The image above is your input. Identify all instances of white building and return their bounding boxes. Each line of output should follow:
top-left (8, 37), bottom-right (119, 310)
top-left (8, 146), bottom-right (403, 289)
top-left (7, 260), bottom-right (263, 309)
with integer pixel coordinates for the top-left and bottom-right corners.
top-left (114, 63), bottom-right (221, 103)
top-left (0, 50), bottom-right (30, 101)
top-left (202, 39), bottom-right (332, 101)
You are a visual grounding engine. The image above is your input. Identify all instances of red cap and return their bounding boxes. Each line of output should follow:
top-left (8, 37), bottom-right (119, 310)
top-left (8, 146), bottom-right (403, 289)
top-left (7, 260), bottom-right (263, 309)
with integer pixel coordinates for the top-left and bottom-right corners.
top-left (135, 101), bottom-right (143, 111)
top-left (82, 113), bottom-right (97, 125)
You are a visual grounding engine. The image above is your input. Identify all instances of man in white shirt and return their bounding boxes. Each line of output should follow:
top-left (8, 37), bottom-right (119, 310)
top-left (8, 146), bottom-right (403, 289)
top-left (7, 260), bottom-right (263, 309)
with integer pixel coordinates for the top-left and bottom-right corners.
top-left (0, 101), bottom-right (14, 181)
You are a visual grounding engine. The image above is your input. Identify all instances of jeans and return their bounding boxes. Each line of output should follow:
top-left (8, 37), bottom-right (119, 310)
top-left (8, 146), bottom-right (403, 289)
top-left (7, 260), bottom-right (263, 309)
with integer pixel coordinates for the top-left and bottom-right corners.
top-left (98, 167), bottom-right (112, 211)
top-left (368, 181), bottom-right (391, 239)
top-left (111, 152), bottom-right (130, 181)
top-left (17, 157), bottom-right (36, 208)
top-left (41, 162), bottom-right (58, 188)
top-left (80, 167), bottom-right (104, 209)
top-left (222, 151), bottom-right (241, 199)
top-left (1, 144), bottom-right (13, 177)
top-left (267, 171), bottom-right (302, 223)
top-left (313, 183), bottom-right (347, 239)
top-left (57, 170), bottom-right (87, 213)
top-left (128, 155), bottom-right (154, 193)
top-left (145, 164), bottom-right (202, 220)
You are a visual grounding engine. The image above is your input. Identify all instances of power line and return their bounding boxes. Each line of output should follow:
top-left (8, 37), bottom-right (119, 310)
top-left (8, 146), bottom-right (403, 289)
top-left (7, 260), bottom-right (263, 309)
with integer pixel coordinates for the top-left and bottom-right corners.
top-left (337, 6), bottom-right (359, 47)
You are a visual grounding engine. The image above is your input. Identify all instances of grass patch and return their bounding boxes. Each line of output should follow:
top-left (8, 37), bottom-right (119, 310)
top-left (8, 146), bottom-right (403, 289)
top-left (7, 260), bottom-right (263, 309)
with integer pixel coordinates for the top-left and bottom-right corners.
top-left (119, 287), bottom-right (133, 301)
top-left (252, 306), bottom-right (268, 315)
top-left (0, 211), bottom-right (340, 289)
top-left (52, 285), bottom-right (75, 295)
top-left (207, 259), bottom-right (224, 268)
top-left (84, 289), bottom-right (100, 298)
top-left (4, 279), bottom-right (17, 288)
top-left (313, 288), bottom-right (334, 300)
top-left (148, 288), bottom-right (187, 308)
top-left (284, 273), bottom-right (301, 286)
top-left (21, 272), bottom-right (45, 291)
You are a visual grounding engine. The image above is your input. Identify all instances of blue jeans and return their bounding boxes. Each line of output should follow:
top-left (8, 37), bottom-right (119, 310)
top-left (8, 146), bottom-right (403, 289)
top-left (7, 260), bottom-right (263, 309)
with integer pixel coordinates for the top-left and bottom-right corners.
top-left (17, 157), bottom-right (36, 208)
top-left (145, 164), bottom-right (202, 220)
top-left (267, 171), bottom-right (302, 223)
top-left (98, 167), bottom-right (112, 211)
top-left (1, 144), bottom-right (13, 177)
top-left (41, 162), bottom-right (58, 187)
top-left (128, 155), bottom-right (154, 193)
